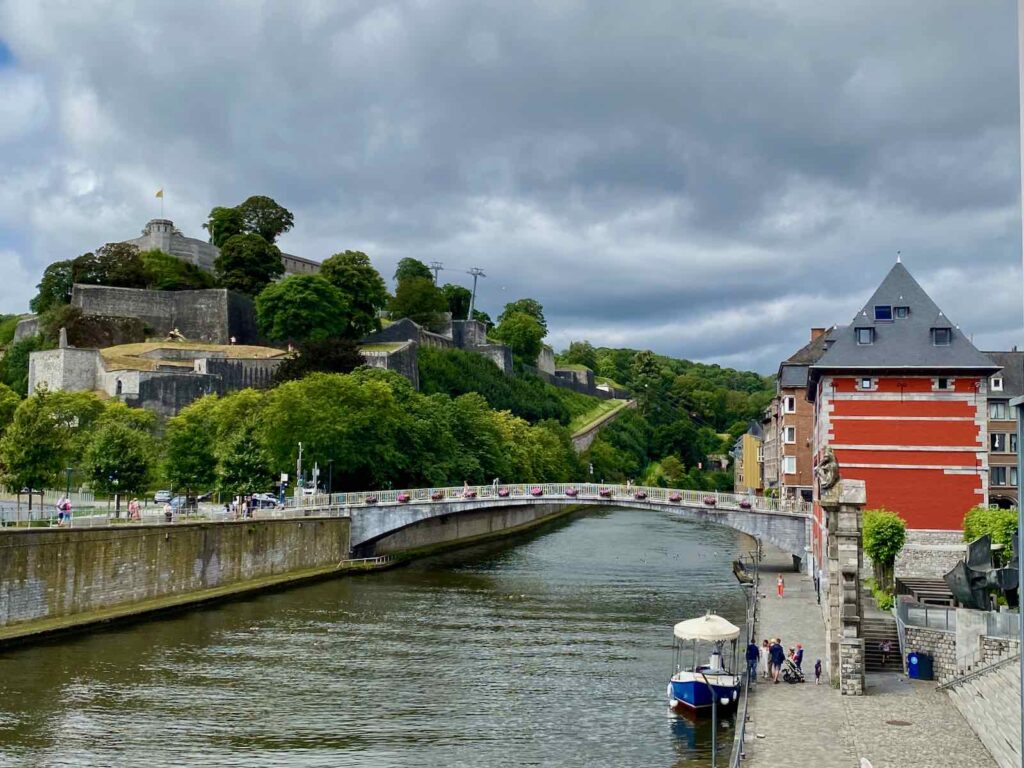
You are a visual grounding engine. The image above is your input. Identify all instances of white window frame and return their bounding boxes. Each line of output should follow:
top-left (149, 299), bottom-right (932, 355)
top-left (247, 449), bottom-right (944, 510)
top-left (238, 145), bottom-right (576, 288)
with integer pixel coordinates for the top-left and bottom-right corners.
top-left (991, 433), bottom-right (1007, 453)
top-left (782, 456), bottom-right (797, 475)
top-left (990, 400), bottom-right (1010, 420)
top-left (858, 377), bottom-right (875, 391)
top-left (783, 396), bottom-right (796, 414)
top-left (935, 377), bottom-right (953, 391)
top-left (784, 426), bottom-right (796, 444)
top-left (991, 376), bottom-right (1004, 392)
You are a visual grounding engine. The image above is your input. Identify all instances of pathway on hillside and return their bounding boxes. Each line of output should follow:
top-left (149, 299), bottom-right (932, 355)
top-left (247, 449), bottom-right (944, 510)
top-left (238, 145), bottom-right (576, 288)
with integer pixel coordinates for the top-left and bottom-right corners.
top-left (743, 557), bottom-right (995, 768)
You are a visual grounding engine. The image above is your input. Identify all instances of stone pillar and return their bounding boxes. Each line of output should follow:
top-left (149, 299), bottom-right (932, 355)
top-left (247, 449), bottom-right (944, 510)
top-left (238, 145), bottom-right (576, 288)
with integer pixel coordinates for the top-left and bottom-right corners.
top-left (820, 479), bottom-right (866, 695)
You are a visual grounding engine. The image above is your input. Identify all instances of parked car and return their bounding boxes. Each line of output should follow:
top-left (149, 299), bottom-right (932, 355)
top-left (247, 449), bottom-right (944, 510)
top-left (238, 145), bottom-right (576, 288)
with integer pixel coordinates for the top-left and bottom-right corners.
top-left (154, 490), bottom-right (172, 503)
top-left (169, 495), bottom-right (196, 511)
top-left (250, 494), bottom-right (279, 509)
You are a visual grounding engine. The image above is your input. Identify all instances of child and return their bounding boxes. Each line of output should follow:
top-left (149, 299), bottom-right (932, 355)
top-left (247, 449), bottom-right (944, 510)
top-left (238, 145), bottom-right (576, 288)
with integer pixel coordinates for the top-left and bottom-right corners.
top-left (814, 659), bottom-right (822, 685)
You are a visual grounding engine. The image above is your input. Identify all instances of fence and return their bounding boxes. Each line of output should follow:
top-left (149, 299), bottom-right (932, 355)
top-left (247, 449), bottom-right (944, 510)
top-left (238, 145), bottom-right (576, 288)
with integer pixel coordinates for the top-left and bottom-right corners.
top-left (290, 483), bottom-right (812, 516)
top-left (729, 545), bottom-right (761, 768)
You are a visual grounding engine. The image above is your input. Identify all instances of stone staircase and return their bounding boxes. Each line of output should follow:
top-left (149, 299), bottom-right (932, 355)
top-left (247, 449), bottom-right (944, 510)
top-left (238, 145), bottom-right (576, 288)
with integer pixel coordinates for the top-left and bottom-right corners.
top-left (939, 652), bottom-right (1022, 768)
top-left (862, 615), bottom-right (902, 672)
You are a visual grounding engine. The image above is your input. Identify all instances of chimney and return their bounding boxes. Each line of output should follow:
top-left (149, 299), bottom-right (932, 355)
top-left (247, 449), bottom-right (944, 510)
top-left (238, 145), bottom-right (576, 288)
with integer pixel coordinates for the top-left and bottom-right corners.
top-left (811, 327), bottom-right (826, 341)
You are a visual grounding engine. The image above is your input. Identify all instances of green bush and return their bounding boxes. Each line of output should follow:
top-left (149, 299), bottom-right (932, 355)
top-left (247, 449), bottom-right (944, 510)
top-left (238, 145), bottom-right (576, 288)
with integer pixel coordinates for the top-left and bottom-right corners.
top-left (0, 315), bottom-right (20, 347)
top-left (964, 505), bottom-right (1018, 564)
top-left (863, 509), bottom-right (907, 590)
top-left (140, 249), bottom-right (216, 290)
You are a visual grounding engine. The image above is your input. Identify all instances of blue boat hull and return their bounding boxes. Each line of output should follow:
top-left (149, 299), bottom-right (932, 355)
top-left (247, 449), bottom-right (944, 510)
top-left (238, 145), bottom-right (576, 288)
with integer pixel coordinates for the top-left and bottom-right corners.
top-left (668, 676), bottom-right (739, 712)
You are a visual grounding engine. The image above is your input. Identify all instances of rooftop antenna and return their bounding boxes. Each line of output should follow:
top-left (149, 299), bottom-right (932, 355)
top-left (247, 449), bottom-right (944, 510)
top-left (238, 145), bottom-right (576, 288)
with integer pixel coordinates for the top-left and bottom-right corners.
top-left (428, 261), bottom-right (444, 284)
top-left (896, 250), bottom-right (901, 263)
top-left (467, 267), bottom-right (486, 321)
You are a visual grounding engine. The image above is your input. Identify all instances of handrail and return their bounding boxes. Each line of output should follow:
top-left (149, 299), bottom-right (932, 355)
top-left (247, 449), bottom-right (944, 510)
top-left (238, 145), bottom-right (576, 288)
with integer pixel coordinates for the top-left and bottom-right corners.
top-left (729, 543), bottom-right (760, 768)
top-left (937, 651), bottom-right (1022, 691)
top-left (289, 483), bottom-right (813, 517)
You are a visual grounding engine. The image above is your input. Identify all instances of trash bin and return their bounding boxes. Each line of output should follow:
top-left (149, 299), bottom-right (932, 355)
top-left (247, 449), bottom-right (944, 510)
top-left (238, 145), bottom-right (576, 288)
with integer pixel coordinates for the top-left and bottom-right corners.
top-left (907, 652), bottom-right (934, 681)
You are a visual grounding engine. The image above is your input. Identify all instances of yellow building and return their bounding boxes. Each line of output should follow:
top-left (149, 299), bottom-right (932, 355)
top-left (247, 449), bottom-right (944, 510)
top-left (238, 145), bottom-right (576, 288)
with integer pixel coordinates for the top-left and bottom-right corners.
top-left (731, 424), bottom-right (763, 495)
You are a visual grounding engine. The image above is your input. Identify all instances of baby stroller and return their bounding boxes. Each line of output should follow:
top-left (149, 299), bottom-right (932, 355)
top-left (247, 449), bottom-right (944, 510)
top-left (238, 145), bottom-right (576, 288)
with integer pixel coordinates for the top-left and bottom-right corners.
top-left (781, 657), bottom-right (805, 684)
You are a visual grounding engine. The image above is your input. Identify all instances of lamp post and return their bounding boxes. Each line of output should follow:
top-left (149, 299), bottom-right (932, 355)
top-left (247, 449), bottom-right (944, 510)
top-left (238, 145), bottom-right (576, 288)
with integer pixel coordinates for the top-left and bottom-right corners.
top-left (327, 459), bottom-right (334, 497)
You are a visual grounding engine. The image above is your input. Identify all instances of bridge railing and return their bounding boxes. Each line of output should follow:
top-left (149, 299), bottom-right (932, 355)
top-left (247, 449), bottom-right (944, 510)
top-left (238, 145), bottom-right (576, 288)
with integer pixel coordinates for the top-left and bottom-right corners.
top-left (287, 483), bottom-right (811, 516)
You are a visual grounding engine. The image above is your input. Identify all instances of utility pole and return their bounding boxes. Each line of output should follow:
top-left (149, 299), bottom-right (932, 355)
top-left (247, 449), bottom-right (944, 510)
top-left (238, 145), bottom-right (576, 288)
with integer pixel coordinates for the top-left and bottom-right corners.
top-left (467, 267), bottom-right (486, 321)
top-left (296, 442), bottom-right (303, 495)
top-left (429, 261), bottom-right (444, 284)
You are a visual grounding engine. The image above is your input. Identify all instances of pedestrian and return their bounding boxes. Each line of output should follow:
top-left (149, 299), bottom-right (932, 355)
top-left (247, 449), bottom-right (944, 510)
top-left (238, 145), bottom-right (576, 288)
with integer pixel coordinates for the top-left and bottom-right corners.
top-left (163, 501), bottom-right (173, 522)
top-left (462, 480), bottom-right (470, 497)
top-left (760, 639), bottom-right (771, 679)
top-left (746, 638), bottom-right (759, 679)
top-left (777, 574), bottom-right (785, 598)
top-left (492, 477), bottom-right (499, 493)
top-left (794, 643), bottom-right (804, 670)
top-left (814, 659), bottom-right (822, 685)
top-left (128, 498), bottom-right (140, 521)
top-left (879, 639), bottom-right (893, 667)
top-left (55, 495), bottom-right (71, 526)
top-left (769, 639), bottom-right (785, 683)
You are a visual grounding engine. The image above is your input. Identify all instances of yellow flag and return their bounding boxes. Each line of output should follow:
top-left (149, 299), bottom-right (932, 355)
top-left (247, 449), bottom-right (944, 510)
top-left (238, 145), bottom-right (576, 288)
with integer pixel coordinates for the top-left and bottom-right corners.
top-left (155, 188), bottom-right (164, 198)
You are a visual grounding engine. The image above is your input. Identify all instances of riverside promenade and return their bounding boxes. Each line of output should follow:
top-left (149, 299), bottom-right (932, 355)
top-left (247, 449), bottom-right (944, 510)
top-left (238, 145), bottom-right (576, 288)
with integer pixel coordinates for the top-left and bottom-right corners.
top-left (742, 557), bottom-right (995, 768)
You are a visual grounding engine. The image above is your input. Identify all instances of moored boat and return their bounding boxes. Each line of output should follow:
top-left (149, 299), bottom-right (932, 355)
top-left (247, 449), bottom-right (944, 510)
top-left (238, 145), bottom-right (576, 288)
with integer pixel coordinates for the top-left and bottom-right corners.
top-left (667, 612), bottom-right (741, 713)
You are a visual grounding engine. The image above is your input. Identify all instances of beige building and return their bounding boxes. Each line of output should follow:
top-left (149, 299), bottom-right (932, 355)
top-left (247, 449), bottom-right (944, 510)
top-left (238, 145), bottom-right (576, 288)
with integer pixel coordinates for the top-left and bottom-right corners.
top-left (732, 422), bottom-right (763, 495)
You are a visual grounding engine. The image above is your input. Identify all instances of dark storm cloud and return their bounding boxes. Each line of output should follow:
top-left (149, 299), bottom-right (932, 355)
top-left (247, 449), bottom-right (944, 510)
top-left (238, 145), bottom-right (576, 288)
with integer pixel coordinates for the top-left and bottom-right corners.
top-left (0, 0), bottom-right (1020, 371)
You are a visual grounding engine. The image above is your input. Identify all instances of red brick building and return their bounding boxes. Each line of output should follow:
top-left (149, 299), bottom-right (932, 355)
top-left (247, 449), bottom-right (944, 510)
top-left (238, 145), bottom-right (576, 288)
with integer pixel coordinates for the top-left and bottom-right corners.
top-left (807, 262), bottom-right (997, 570)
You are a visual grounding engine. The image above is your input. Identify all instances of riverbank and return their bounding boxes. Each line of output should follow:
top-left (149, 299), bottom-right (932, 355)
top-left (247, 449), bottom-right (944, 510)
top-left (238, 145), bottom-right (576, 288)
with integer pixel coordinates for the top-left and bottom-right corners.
top-left (743, 553), bottom-right (995, 768)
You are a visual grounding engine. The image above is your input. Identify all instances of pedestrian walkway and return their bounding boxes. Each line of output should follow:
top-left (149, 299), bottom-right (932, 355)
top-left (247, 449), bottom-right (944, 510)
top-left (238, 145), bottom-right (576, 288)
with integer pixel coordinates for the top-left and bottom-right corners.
top-left (742, 558), bottom-right (996, 768)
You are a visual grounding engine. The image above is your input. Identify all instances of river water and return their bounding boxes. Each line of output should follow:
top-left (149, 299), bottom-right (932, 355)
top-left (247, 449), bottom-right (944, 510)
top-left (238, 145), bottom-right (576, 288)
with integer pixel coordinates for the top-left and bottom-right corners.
top-left (0, 507), bottom-right (752, 768)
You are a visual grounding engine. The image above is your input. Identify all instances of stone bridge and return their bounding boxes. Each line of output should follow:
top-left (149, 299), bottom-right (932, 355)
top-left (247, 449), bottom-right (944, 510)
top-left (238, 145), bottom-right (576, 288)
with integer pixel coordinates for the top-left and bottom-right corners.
top-left (293, 483), bottom-right (812, 565)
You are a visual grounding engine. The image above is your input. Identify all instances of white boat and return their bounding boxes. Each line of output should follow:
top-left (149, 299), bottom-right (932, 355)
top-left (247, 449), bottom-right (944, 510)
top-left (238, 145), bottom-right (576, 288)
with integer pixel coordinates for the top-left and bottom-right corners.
top-left (667, 612), bottom-right (741, 713)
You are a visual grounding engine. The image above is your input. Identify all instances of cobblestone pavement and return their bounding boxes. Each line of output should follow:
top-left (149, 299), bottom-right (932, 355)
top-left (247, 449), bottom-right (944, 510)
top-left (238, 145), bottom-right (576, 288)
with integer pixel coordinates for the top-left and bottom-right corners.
top-left (742, 559), bottom-right (996, 768)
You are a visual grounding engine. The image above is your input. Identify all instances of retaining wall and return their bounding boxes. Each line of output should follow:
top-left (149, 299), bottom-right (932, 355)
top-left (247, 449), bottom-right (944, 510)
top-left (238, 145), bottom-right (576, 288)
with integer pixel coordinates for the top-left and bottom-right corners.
top-left (903, 625), bottom-right (957, 679)
top-left (945, 657), bottom-right (1022, 768)
top-left (0, 517), bottom-right (350, 644)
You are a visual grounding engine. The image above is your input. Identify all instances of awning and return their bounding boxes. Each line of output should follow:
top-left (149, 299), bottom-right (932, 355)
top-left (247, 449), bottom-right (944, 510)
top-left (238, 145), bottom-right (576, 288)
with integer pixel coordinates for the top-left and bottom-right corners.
top-left (673, 613), bottom-right (740, 642)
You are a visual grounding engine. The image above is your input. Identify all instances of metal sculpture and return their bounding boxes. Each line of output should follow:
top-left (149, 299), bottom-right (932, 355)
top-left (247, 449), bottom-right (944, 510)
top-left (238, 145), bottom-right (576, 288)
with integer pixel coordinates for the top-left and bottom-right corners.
top-left (943, 534), bottom-right (1019, 609)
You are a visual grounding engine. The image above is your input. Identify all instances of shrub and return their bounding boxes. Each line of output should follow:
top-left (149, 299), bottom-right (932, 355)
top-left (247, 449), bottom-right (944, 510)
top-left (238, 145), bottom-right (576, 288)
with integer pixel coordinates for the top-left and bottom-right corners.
top-left (964, 505), bottom-right (1018, 565)
top-left (863, 509), bottom-right (907, 589)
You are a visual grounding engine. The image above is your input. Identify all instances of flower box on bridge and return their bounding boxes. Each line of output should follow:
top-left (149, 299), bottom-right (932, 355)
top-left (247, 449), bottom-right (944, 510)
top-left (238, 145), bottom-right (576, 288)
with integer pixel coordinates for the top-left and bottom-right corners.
top-left (463, 490), bottom-right (477, 499)
top-left (634, 491), bottom-right (648, 500)
top-left (397, 493), bottom-right (411, 503)
top-left (565, 488), bottom-right (578, 497)
top-left (739, 500), bottom-right (752, 510)
top-left (668, 492), bottom-right (682, 503)
top-left (703, 497), bottom-right (716, 506)
top-left (497, 488), bottom-right (510, 498)
top-left (530, 487), bottom-right (544, 497)
top-left (431, 491), bottom-right (444, 501)
top-left (365, 496), bottom-right (378, 505)
top-left (598, 488), bottom-right (613, 498)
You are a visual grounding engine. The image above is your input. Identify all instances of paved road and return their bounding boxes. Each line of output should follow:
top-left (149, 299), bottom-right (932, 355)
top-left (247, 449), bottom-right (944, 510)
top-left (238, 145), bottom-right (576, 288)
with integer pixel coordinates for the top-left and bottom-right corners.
top-left (743, 557), bottom-right (996, 768)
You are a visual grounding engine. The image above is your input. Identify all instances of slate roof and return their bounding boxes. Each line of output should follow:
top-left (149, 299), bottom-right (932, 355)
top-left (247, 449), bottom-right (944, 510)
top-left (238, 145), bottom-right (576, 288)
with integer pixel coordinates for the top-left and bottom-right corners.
top-left (810, 262), bottom-right (998, 375)
top-left (984, 351), bottom-right (1024, 398)
top-left (779, 364), bottom-right (809, 388)
top-left (778, 327), bottom-right (834, 389)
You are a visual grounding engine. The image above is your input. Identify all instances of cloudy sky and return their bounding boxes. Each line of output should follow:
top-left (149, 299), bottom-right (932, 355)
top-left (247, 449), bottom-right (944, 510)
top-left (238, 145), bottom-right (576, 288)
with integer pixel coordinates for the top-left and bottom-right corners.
top-left (0, 1), bottom-right (1021, 372)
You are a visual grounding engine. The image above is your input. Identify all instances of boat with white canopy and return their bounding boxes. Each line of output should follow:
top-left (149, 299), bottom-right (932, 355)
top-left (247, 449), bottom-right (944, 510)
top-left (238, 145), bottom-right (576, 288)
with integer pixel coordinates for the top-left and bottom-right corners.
top-left (667, 612), bottom-right (741, 712)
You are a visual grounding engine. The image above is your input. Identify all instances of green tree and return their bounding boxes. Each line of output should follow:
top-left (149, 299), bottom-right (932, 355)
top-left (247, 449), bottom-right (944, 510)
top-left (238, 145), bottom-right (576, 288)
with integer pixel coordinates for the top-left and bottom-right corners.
top-left (85, 422), bottom-right (154, 503)
top-left (31, 260), bottom-right (75, 314)
top-left (0, 383), bottom-right (19, 435)
top-left (203, 206), bottom-right (246, 247)
top-left (219, 420), bottom-right (275, 496)
top-left (498, 298), bottom-right (547, 335)
top-left (0, 315), bottom-right (19, 346)
top-left (256, 274), bottom-right (349, 343)
top-left (441, 283), bottom-right (473, 320)
top-left (273, 338), bottom-right (365, 383)
top-left (659, 454), bottom-right (686, 486)
top-left (320, 250), bottom-right (389, 337)
top-left (140, 249), bottom-right (216, 290)
top-left (393, 257), bottom-right (434, 284)
top-left (0, 391), bottom-right (73, 500)
top-left (863, 509), bottom-right (907, 589)
top-left (236, 195), bottom-right (294, 243)
top-left (560, 340), bottom-right (597, 370)
top-left (388, 276), bottom-right (447, 328)
top-left (964, 505), bottom-right (1018, 565)
top-left (71, 243), bottom-right (148, 288)
top-left (215, 233), bottom-right (284, 295)
top-left (0, 336), bottom-right (46, 396)
top-left (472, 309), bottom-right (493, 329)
top-left (164, 406), bottom-right (218, 493)
top-left (491, 311), bottom-right (544, 364)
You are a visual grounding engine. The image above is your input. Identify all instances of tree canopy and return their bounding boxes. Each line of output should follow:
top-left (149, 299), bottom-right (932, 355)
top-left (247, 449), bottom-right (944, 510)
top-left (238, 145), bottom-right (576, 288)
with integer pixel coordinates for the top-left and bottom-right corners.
top-left (393, 257), bottom-right (434, 284)
top-left (31, 260), bottom-right (75, 314)
top-left (256, 274), bottom-right (349, 343)
top-left (863, 509), bottom-right (907, 588)
top-left (203, 206), bottom-right (246, 247)
top-left (492, 311), bottom-right (545, 364)
top-left (320, 250), bottom-right (389, 338)
top-left (85, 421), bottom-right (155, 498)
top-left (273, 338), bottom-right (365, 383)
top-left (388, 276), bottom-right (447, 329)
top-left (236, 195), bottom-right (295, 243)
top-left (498, 298), bottom-right (547, 335)
top-left (559, 340), bottom-right (597, 370)
top-left (215, 233), bottom-right (284, 295)
top-left (442, 283), bottom-right (472, 320)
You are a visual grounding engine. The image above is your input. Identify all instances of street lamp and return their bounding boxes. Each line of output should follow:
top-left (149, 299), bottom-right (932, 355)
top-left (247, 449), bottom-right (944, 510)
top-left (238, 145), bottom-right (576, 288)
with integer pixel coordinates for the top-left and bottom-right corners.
top-left (327, 459), bottom-right (334, 496)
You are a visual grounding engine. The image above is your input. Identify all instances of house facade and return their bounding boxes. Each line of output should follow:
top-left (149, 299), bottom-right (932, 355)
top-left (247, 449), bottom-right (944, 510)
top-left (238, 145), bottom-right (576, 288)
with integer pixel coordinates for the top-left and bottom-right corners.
top-left (807, 262), bottom-right (998, 572)
top-left (984, 350), bottom-right (1024, 508)
top-left (732, 422), bottom-right (763, 495)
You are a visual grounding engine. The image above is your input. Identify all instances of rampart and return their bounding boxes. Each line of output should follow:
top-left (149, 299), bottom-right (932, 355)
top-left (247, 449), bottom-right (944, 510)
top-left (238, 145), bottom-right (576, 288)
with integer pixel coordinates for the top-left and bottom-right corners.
top-left (71, 284), bottom-right (260, 344)
top-left (0, 517), bottom-right (351, 646)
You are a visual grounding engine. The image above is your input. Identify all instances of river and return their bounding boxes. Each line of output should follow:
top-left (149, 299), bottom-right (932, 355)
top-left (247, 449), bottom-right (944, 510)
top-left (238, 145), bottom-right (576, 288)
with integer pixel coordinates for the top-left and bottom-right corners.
top-left (0, 507), bottom-right (753, 768)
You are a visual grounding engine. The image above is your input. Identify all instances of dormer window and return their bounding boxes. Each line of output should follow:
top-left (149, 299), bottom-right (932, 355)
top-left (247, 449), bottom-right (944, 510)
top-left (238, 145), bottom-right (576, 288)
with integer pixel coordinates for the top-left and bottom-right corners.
top-left (856, 327), bottom-right (874, 345)
top-left (992, 376), bottom-right (1004, 392)
top-left (932, 327), bottom-right (952, 346)
top-left (895, 306), bottom-right (910, 318)
top-left (874, 305), bottom-right (893, 321)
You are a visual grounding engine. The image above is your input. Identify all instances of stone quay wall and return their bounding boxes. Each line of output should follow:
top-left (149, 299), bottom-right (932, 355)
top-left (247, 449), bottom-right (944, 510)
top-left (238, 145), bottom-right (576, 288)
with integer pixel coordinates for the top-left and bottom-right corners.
top-left (981, 635), bottom-right (1020, 664)
top-left (945, 657), bottom-right (1022, 768)
top-left (0, 518), bottom-right (350, 644)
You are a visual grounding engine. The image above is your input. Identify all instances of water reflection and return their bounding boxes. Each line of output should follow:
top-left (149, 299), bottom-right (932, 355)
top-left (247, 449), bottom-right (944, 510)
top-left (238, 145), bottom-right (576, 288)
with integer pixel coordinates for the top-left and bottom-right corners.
top-left (0, 507), bottom-right (749, 767)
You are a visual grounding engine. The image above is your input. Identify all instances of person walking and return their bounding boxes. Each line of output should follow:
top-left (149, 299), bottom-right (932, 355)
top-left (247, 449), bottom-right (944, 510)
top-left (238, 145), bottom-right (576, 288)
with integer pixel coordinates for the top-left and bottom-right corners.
top-left (745, 639), bottom-right (759, 679)
top-left (56, 495), bottom-right (71, 526)
top-left (814, 659), bottom-right (822, 685)
top-left (776, 574), bottom-right (785, 598)
top-left (769, 639), bottom-right (785, 683)
top-left (128, 498), bottom-right (140, 521)
top-left (760, 639), bottom-right (771, 679)
top-left (879, 639), bottom-right (893, 667)
top-left (794, 643), bottom-right (804, 670)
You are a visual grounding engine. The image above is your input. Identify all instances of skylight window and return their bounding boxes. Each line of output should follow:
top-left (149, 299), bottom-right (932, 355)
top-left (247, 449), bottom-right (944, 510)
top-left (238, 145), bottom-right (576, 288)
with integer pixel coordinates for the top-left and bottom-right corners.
top-left (895, 306), bottom-right (909, 318)
top-left (932, 327), bottom-right (952, 346)
top-left (856, 327), bottom-right (874, 345)
top-left (874, 305), bottom-right (893, 321)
